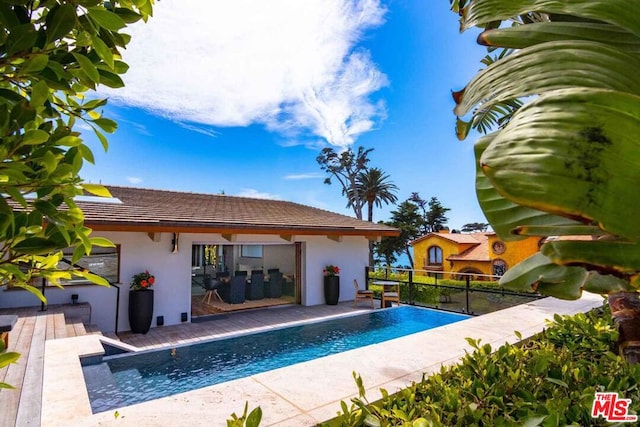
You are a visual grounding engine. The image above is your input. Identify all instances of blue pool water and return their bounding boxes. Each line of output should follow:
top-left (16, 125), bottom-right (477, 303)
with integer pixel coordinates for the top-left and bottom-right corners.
top-left (83, 306), bottom-right (469, 413)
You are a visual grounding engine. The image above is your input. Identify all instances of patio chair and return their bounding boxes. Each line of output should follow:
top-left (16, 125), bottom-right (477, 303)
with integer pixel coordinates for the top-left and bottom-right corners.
top-left (381, 282), bottom-right (400, 308)
top-left (353, 279), bottom-right (374, 308)
top-left (265, 271), bottom-right (283, 298)
top-left (202, 276), bottom-right (223, 304)
top-left (215, 271), bottom-right (231, 301)
top-left (228, 275), bottom-right (246, 304)
top-left (246, 272), bottom-right (264, 300)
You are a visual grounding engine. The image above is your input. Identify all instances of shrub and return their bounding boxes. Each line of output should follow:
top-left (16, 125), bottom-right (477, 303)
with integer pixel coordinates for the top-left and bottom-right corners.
top-left (326, 305), bottom-right (640, 426)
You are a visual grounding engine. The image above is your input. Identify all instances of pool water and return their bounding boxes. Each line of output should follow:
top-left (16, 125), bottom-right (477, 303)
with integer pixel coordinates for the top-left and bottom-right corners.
top-left (83, 306), bottom-right (469, 413)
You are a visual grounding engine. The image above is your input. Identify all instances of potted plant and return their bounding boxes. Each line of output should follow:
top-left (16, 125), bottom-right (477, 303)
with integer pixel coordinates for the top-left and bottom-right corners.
top-left (129, 270), bottom-right (155, 334)
top-left (323, 265), bottom-right (340, 305)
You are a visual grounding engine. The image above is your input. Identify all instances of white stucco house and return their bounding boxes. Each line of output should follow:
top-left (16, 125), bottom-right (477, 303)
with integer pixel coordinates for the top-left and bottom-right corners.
top-left (0, 186), bottom-right (399, 333)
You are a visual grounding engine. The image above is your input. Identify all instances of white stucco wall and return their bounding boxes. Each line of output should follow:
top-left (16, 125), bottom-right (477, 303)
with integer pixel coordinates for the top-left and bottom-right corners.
top-left (302, 235), bottom-right (369, 306)
top-left (0, 231), bottom-right (371, 333)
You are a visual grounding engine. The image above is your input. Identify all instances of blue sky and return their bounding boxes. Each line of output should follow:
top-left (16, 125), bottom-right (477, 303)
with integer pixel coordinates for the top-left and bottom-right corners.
top-left (81, 0), bottom-right (488, 229)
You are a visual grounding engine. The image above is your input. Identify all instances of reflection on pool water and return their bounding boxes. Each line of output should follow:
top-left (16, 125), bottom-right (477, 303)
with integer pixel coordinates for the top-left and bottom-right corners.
top-left (83, 306), bottom-right (469, 413)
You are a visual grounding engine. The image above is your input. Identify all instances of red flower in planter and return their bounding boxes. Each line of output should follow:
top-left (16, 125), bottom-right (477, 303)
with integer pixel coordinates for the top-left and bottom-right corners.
top-left (131, 270), bottom-right (155, 291)
top-left (323, 265), bottom-right (340, 276)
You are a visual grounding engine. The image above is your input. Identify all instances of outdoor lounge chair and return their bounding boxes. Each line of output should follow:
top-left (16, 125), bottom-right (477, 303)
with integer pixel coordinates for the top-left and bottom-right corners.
top-left (353, 279), bottom-right (374, 308)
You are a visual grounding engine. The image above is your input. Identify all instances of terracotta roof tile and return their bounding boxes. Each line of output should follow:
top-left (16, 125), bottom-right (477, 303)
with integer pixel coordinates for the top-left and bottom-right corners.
top-left (448, 234), bottom-right (491, 261)
top-left (78, 186), bottom-right (399, 236)
top-left (410, 232), bottom-right (491, 246)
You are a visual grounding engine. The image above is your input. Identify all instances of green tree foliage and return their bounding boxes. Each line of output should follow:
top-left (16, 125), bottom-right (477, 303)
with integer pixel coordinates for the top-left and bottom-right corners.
top-left (0, 0), bottom-right (154, 300)
top-left (317, 146), bottom-right (372, 220)
top-left (376, 200), bottom-right (423, 269)
top-left (355, 167), bottom-right (398, 267)
top-left (461, 222), bottom-right (489, 232)
top-left (0, 338), bottom-right (19, 389)
top-left (451, 0), bottom-right (640, 362)
top-left (318, 147), bottom-right (399, 266)
top-left (373, 221), bottom-right (400, 268)
top-left (356, 167), bottom-right (398, 223)
top-left (409, 193), bottom-right (450, 234)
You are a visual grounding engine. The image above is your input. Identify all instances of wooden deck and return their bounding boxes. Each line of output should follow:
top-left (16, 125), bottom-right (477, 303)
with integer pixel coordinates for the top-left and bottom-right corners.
top-left (0, 304), bottom-right (97, 427)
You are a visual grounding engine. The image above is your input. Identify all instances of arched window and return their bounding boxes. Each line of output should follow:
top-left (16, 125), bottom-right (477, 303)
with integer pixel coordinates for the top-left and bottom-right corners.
top-left (427, 246), bottom-right (443, 266)
top-left (492, 259), bottom-right (508, 277)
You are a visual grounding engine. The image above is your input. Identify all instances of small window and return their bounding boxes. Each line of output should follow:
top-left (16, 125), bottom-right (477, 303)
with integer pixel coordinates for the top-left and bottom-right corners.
top-left (428, 246), bottom-right (443, 265)
top-left (492, 259), bottom-right (507, 278)
top-left (56, 245), bottom-right (121, 286)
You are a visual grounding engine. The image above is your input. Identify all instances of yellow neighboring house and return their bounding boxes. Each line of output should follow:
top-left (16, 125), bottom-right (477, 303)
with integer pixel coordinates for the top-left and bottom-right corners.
top-left (410, 230), bottom-right (542, 279)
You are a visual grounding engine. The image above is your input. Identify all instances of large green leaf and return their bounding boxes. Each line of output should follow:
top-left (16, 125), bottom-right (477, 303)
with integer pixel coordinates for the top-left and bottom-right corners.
top-left (542, 239), bottom-right (640, 274)
top-left (462, 0), bottom-right (640, 37)
top-left (45, 3), bottom-right (77, 44)
top-left (478, 22), bottom-right (640, 53)
top-left (500, 252), bottom-right (634, 298)
top-left (475, 133), bottom-right (583, 241)
top-left (87, 6), bottom-right (126, 31)
top-left (12, 237), bottom-right (59, 255)
top-left (481, 88), bottom-right (640, 240)
top-left (82, 183), bottom-right (112, 197)
top-left (499, 252), bottom-right (586, 298)
top-left (454, 40), bottom-right (640, 118)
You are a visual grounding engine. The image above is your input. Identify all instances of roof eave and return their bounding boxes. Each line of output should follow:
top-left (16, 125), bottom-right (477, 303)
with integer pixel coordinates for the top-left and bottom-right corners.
top-left (86, 221), bottom-right (401, 237)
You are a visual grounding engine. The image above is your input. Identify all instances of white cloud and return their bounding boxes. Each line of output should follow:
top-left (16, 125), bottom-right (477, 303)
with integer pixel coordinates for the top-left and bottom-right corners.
top-left (177, 123), bottom-right (220, 138)
top-left (236, 188), bottom-right (282, 200)
top-left (284, 173), bottom-right (324, 180)
top-left (104, 0), bottom-right (387, 148)
top-left (108, 111), bottom-right (153, 136)
top-left (127, 177), bottom-right (143, 184)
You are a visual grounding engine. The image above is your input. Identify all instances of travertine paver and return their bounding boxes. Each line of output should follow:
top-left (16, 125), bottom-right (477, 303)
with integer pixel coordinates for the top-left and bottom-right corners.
top-left (40, 293), bottom-right (603, 426)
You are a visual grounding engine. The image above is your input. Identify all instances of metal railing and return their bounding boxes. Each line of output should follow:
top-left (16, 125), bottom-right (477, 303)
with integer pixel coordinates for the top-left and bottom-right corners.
top-left (365, 266), bottom-right (543, 316)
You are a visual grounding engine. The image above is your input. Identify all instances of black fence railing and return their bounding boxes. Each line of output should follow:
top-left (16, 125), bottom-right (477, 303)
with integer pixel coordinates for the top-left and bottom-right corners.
top-left (365, 266), bottom-right (543, 316)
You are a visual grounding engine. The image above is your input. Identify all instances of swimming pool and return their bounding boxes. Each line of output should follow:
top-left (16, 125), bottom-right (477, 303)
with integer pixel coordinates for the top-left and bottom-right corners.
top-left (82, 306), bottom-right (469, 413)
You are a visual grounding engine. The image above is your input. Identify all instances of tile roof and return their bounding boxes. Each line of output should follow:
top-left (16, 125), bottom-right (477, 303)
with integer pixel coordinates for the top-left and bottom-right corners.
top-left (410, 231), bottom-right (492, 246)
top-left (77, 186), bottom-right (399, 237)
top-left (447, 233), bottom-right (491, 261)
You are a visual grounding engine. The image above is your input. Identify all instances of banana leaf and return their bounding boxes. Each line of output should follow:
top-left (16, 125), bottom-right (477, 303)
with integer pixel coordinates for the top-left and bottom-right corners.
top-left (481, 88), bottom-right (640, 240)
top-left (542, 239), bottom-right (640, 274)
top-left (454, 40), bottom-right (640, 118)
top-left (478, 22), bottom-right (640, 53)
top-left (500, 252), bottom-right (634, 298)
top-left (475, 133), bottom-right (586, 241)
top-left (461, 0), bottom-right (640, 38)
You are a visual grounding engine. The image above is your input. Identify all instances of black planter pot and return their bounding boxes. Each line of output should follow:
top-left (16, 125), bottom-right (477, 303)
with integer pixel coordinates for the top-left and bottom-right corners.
top-left (129, 289), bottom-right (154, 334)
top-left (324, 276), bottom-right (340, 305)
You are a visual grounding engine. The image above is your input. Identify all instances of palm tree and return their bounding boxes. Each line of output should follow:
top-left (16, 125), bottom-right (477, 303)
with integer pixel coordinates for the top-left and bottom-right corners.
top-left (356, 168), bottom-right (399, 223)
top-left (452, 0), bottom-right (640, 362)
top-left (355, 168), bottom-right (398, 266)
